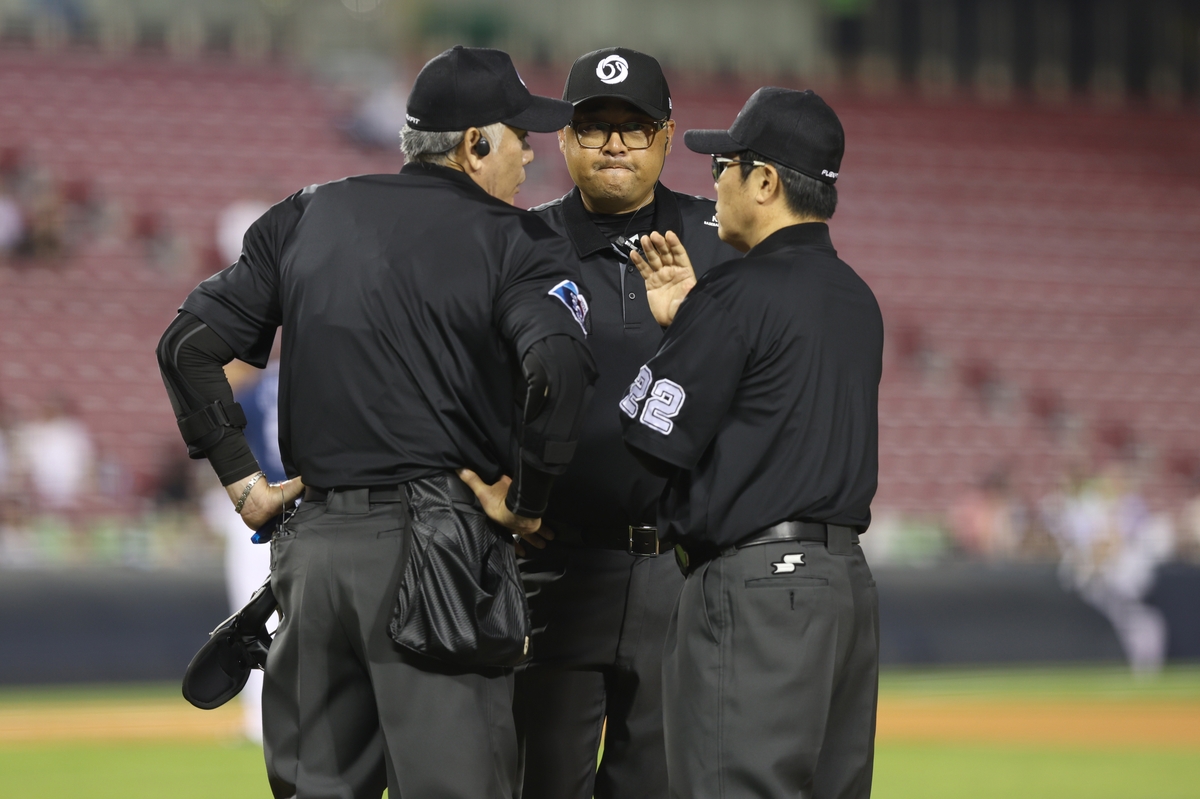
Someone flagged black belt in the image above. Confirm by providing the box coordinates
[551,525,662,556]
[304,485,406,504]
[674,521,859,576]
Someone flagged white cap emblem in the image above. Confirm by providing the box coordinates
[596,55,629,85]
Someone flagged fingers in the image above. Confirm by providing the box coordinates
[630,248,655,281]
[280,477,305,505]
[638,235,663,270]
[508,514,542,535]
[519,532,548,550]
[664,231,693,268]
[641,233,679,271]
[456,468,484,492]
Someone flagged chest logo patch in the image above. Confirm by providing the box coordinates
[704,214,719,227]
[548,279,590,335]
[771,553,805,573]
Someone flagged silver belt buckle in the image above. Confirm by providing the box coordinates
[628,525,660,557]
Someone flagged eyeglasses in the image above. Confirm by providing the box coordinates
[570,120,668,149]
[711,156,768,181]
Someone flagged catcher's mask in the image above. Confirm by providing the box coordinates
[182,579,278,710]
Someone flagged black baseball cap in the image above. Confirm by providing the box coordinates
[405,45,573,133]
[683,87,844,184]
[563,47,672,120]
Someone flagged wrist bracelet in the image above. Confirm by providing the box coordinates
[234,471,266,514]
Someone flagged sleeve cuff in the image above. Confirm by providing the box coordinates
[504,463,555,518]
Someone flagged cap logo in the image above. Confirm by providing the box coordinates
[596,55,629,85]
[406,113,420,125]
[821,169,838,179]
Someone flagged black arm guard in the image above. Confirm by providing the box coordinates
[505,335,597,518]
[157,311,261,484]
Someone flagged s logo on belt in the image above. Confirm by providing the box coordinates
[771,553,805,574]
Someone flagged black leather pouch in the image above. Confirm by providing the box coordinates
[389,473,531,668]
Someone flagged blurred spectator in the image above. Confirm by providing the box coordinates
[216,189,274,268]
[948,468,1026,558]
[0,145,32,191]
[0,147,110,266]
[1178,479,1200,562]
[15,393,94,513]
[59,176,112,247]
[201,358,281,743]
[340,81,408,149]
[0,190,22,258]
[0,398,12,499]
[1043,462,1174,673]
[16,176,67,263]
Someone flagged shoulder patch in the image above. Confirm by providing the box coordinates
[548,279,590,336]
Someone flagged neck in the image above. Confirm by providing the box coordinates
[743,211,824,250]
[580,185,656,216]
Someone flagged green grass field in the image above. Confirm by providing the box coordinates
[1,666,1197,798]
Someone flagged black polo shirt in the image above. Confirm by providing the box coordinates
[531,183,740,542]
[621,223,883,549]
[181,163,589,489]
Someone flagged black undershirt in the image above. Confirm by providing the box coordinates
[586,200,656,250]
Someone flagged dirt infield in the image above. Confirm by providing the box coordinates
[0,700,241,743]
[875,697,1200,748]
[3,694,1197,747]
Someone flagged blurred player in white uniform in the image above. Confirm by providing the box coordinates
[202,200,278,742]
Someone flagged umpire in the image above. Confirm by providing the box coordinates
[514,47,740,799]
[157,46,597,799]
[622,88,883,798]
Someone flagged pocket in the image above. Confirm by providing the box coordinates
[698,560,721,644]
[744,576,829,589]
[390,502,530,668]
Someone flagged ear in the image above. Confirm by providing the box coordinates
[755,164,780,206]
[461,127,487,172]
[663,119,676,156]
[558,127,567,155]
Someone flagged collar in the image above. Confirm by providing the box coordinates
[399,162,491,198]
[746,222,835,259]
[561,182,683,258]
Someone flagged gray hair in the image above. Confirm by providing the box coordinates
[400,122,506,166]
[739,152,837,220]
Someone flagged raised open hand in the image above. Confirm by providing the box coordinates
[630,230,696,327]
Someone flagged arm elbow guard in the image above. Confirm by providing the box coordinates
[157,312,251,462]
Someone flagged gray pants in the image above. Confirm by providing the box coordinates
[515,547,682,799]
[663,538,879,799]
[263,490,518,799]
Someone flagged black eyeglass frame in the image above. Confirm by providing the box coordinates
[711,155,770,182]
[568,119,669,150]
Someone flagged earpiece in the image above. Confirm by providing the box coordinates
[473,138,490,157]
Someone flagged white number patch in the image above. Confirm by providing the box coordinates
[620,365,652,418]
[639,379,686,434]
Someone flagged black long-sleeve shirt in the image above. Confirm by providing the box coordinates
[158,164,597,516]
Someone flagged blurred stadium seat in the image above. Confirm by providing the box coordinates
[1,46,1198,524]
